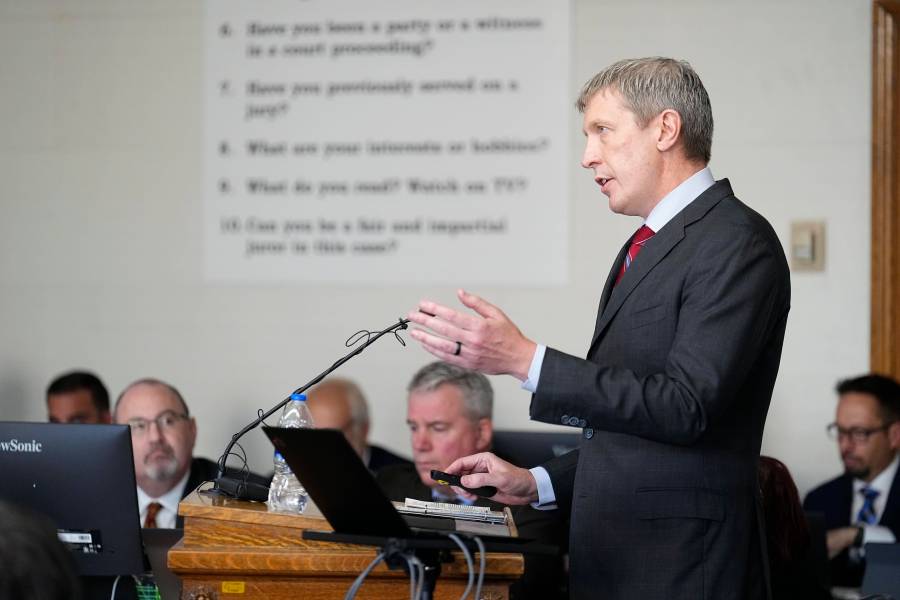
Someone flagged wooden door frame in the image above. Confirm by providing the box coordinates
[872,0,900,378]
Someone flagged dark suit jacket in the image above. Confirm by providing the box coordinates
[367,444,412,473]
[531,179,790,600]
[802,467,900,586]
[376,463,568,600]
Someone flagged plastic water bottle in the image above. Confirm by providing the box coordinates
[267,392,314,513]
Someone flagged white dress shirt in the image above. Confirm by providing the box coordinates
[524,167,716,508]
[136,470,190,529]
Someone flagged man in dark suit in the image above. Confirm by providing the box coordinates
[407,57,790,600]
[376,361,567,600]
[306,377,411,473]
[803,374,900,586]
[114,378,263,528]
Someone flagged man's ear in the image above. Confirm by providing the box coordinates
[888,420,900,451]
[476,418,493,452]
[188,416,198,450]
[656,108,682,153]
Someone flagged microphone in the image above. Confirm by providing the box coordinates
[210,317,411,501]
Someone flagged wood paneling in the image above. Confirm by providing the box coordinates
[170,484,524,599]
[872,0,900,378]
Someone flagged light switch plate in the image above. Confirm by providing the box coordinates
[790,221,825,271]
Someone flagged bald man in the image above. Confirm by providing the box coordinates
[306,378,410,473]
[114,378,265,528]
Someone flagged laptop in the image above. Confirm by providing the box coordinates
[861,543,900,598]
[262,427,551,552]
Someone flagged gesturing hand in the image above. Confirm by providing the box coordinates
[406,289,536,381]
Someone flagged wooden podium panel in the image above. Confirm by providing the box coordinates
[169,483,524,599]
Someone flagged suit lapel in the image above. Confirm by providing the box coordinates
[838,476,853,525]
[588,217,685,355]
[880,465,900,526]
[591,240,630,343]
[587,179,733,357]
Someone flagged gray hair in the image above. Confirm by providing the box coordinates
[407,362,493,421]
[576,57,713,164]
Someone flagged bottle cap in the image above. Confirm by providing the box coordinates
[290,393,307,402]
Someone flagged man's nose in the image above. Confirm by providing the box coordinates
[412,429,431,450]
[581,141,600,170]
[146,419,165,442]
[838,435,854,453]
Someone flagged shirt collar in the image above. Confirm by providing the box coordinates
[644,167,715,233]
[854,454,900,495]
[137,470,191,515]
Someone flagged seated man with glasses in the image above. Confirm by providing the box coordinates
[803,373,900,587]
[114,378,263,529]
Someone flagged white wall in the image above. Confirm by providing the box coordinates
[0,0,870,496]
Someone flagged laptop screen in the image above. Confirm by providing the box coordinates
[263,426,414,538]
[861,543,900,597]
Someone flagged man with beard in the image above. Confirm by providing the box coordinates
[114,378,239,529]
[804,374,900,586]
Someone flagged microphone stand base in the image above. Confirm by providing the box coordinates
[210,476,270,502]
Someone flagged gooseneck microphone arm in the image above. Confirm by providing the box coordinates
[211,317,410,500]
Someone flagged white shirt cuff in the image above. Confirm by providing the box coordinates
[521,344,546,393]
[529,466,557,510]
[863,524,897,545]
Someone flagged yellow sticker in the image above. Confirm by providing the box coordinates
[222,581,246,594]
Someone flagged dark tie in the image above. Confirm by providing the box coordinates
[144,501,163,528]
[615,225,655,286]
[856,487,879,525]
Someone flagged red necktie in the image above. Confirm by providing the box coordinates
[144,501,162,528]
[615,225,655,286]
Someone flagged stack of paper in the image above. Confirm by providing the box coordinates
[395,498,507,524]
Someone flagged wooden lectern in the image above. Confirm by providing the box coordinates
[169,483,524,599]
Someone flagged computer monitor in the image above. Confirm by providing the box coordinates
[0,421,145,576]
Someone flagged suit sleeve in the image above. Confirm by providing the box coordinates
[531,225,790,446]
[539,449,579,514]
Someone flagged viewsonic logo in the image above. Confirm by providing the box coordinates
[0,439,43,453]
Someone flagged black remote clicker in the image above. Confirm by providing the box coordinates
[430,469,497,498]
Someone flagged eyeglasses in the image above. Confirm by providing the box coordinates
[826,422,891,444]
[126,411,189,437]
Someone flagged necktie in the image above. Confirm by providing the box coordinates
[144,501,163,528]
[615,225,655,286]
[856,487,880,525]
